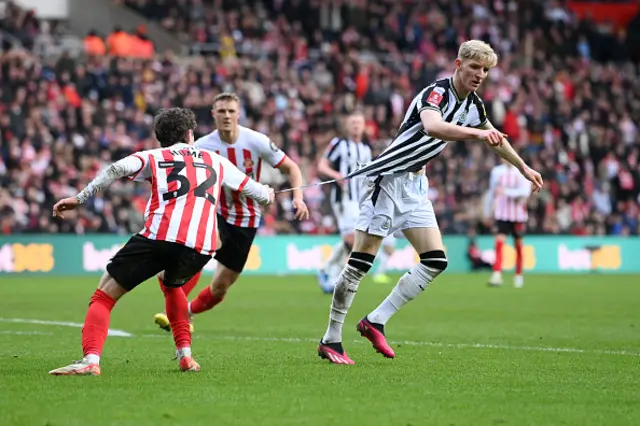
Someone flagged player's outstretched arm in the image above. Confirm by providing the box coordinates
[480,120,544,193]
[276,157,309,220]
[218,156,275,206]
[52,155,144,218]
[420,109,505,146]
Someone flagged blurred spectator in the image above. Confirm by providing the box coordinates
[106,26,131,56]
[1,0,639,236]
[83,30,106,56]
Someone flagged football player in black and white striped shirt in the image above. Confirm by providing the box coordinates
[317,40,544,364]
[316,111,372,293]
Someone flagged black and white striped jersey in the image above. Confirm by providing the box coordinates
[324,137,373,204]
[348,76,488,178]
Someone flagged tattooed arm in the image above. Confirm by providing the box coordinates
[75,156,144,203]
[53,155,145,218]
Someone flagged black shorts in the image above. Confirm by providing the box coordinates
[214,214,257,273]
[496,220,526,239]
[106,234,212,291]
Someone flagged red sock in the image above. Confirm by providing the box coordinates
[161,284,191,351]
[82,289,116,357]
[181,271,201,297]
[190,286,224,314]
[515,239,523,275]
[493,239,503,272]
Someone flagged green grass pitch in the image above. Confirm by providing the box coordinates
[0,273,639,426]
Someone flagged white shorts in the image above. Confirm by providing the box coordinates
[332,200,360,237]
[355,172,438,237]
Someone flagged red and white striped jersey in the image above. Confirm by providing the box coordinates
[195,125,287,228]
[488,164,531,223]
[128,143,269,255]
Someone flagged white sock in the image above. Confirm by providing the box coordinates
[374,250,390,275]
[368,262,441,325]
[322,263,368,343]
[85,354,100,365]
[176,346,192,359]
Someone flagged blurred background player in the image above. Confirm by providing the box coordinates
[316,111,372,293]
[48,108,274,376]
[487,160,532,288]
[154,93,308,331]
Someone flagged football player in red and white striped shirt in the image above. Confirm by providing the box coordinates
[48,108,274,376]
[487,160,532,288]
[153,93,308,333]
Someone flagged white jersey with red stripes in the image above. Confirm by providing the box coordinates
[129,143,256,255]
[195,125,286,228]
[488,163,531,223]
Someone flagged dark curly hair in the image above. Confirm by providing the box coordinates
[153,108,197,147]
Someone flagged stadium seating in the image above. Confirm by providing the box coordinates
[1,0,639,236]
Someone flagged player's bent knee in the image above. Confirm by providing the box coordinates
[97,272,128,301]
[211,266,239,293]
[353,230,383,255]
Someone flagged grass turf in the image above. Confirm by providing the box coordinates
[0,273,638,426]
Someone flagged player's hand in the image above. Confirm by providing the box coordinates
[292,198,309,221]
[52,197,80,219]
[478,129,508,147]
[265,186,275,205]
[520,166,544,194]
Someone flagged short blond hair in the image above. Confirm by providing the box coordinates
[458,40,498,68]
[212,92,240,107]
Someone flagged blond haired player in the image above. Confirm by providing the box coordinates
[316,40,544,364]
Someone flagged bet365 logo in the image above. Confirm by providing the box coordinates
[0,243,55,272]
[558,244,621,271]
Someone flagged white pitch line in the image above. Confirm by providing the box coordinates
[3,317,637,358]
[140,333,640,358]
[0,318,133,337]
[0,330,52,335]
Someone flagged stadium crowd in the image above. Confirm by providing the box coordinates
[1,0,639,236]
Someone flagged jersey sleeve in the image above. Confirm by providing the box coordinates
[417,83,449,116]
[323,137,343,162]
[76,154,146,203]
[469,95,488,128]
[257,135,287,168]
[218,155,270,204]
[127,153,152,182]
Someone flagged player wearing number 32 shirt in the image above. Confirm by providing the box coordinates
[48,108,274,377]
